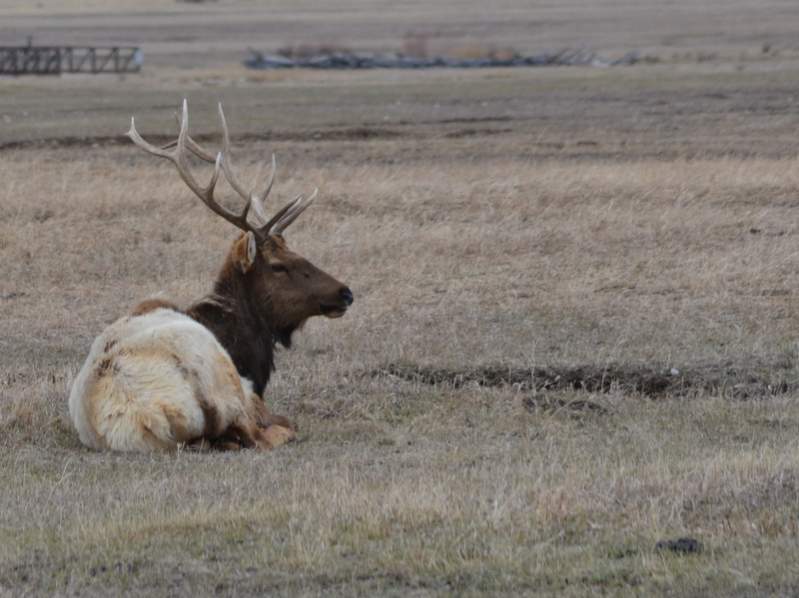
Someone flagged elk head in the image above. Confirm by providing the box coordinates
[126,100,353,334]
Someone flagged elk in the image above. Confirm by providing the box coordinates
[68,100,353,452]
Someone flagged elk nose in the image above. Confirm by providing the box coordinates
[340,287,354,306]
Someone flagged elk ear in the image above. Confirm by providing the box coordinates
[232,232,258,273]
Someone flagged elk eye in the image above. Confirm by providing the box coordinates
[271,264,288,274]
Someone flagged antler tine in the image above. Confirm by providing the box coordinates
[258,193,304,235]
[253,153,277,204]
[127,115,174,160]
[173,100,224,208]
[267,188,318,236]
[217,102,252,202]
[247,153,277,226]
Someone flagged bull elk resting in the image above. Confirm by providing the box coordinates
[68,100,353,452]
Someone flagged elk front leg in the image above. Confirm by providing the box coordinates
[251,395,296,432]
[186,432,247,452]
[203,418,263,451]
[214,415,295,451]
[224,420,295,450]
[246,398,295,448]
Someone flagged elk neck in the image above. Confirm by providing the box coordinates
[186,257,282,398]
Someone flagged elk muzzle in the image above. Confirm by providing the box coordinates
[321,286,353,319]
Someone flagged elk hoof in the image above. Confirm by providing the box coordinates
[215,440,245,452]
[261,424,296,448]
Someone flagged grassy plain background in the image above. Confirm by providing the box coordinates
[3,1,799,595]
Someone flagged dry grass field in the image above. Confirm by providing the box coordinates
[4,1,799,596]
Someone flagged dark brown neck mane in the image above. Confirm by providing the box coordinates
[185,259,292,398]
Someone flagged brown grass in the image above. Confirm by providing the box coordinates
[3,3,799,595]
[4,134,799,594]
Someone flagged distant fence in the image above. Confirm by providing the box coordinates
[0,46,142,75]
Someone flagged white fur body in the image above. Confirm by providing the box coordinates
[69,308,255,452]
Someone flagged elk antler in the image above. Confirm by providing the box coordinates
[127,99,316,242]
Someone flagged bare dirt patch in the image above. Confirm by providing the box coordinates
[374,360,798,399]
